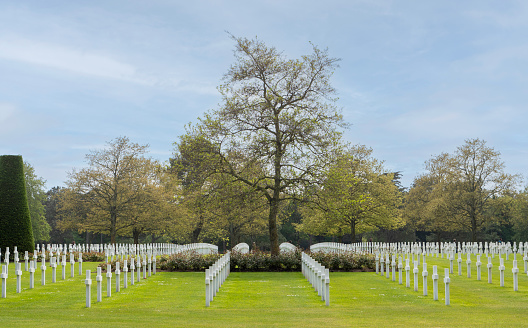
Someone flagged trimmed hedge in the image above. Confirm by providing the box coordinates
[158,252,222,272]
[0,155,35,254]
[95,250,375,272]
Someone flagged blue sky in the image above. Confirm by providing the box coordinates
[1,0,527,190]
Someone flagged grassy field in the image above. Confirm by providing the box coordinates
[1,255,527,327]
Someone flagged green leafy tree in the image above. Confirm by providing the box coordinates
[193,35,346,255]
[23,161,51,243]
[60,137,178,243]
[0,155,34,253]
[300,145,402,242]
[410,138,520,241]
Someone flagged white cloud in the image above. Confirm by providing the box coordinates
[0,37,144,83]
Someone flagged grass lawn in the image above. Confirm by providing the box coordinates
[1,255,527,327]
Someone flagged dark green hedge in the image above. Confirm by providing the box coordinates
[0,155,35,254]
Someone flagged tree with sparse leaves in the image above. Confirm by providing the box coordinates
[60,137,178,244]
[408,138,520,241]
[192,35,346,255]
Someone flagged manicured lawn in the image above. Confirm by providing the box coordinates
[1,255,527,327]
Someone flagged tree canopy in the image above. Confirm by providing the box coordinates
[191,35,346,254]
[59,136,178,243]
[406,138,520,241]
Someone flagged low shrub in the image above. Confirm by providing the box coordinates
[231,249,374,272]
[308,251,375,272]
[158,251,222,272]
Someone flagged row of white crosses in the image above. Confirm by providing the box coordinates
[375,253,452,305]
[1,246,85,298]
[374,240,528,304]
[85,255,155,308]
[205,252,230,307]
[301,252,330,306]
[0,243,186,301]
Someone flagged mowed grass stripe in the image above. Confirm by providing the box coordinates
[1,257,528,327]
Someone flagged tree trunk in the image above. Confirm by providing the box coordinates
[350,220,356,243]
[110,207,117,244]
[268,197,280,255]
[133,228,141,244]
[191,216,204,243]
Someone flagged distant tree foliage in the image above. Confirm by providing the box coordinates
[23,161,51,243]
[406,138,520,242]
[0,155,35,253]
[59,137,179,244]
[299,145,403,242]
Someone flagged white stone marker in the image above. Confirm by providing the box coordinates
[375,254,379,274]
[432,265,439,301]
[457,253,462,276]
[466,253,472,278]
[143,254,147,279]
[96,267,103,302]
[449,252,454,274]
[70,253,75,278]
[79,252,83,276]
[137,257,141,282]
[123,260,128,289]
[85,270,92,308]
[391,255,396,282]
[41,255,47,286]
[523,252,528,274]
[385,254,390,279]
[61,255,66,280]
[380,255,385,276]
[148,255,152,277]
[33,252,38,272]
[512,260,519,292]
[413,261,419,292]
[131,258,135,286]
[15,262,22,293]
[24,251,29,272]
[487,256,493,284]
[422,262,428,296]
[476,255,482,281]
[153,254,156,275]
[398,256,403,285]
[106,264,112,297]
[499,258,505,287]
[1,264,7,298]
[29,261,35,289]
[51,256,57,283]
[325,268,330,306]
[444,268,450,305]
[116,262,121,293]
[405,259,410,288]
[205,268,211,307]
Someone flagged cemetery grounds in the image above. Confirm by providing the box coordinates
[1,255,527,327]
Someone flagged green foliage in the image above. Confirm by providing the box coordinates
[406,138,521,242]
[230,249,374,272]
[24,161,51,243]
[194,35,346,255]
[0,155,35,253]
[300,145,403,242]
[158,252,222,271]
[309,251,375,271]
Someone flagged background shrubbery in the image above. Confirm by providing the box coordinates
[94,250,375,272]
[158,251,222,272]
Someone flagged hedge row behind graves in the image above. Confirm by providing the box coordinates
[157,250,375,272]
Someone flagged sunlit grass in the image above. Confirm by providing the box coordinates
[0,255,527,327]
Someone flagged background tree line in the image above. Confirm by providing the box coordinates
[23,36,527,249]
